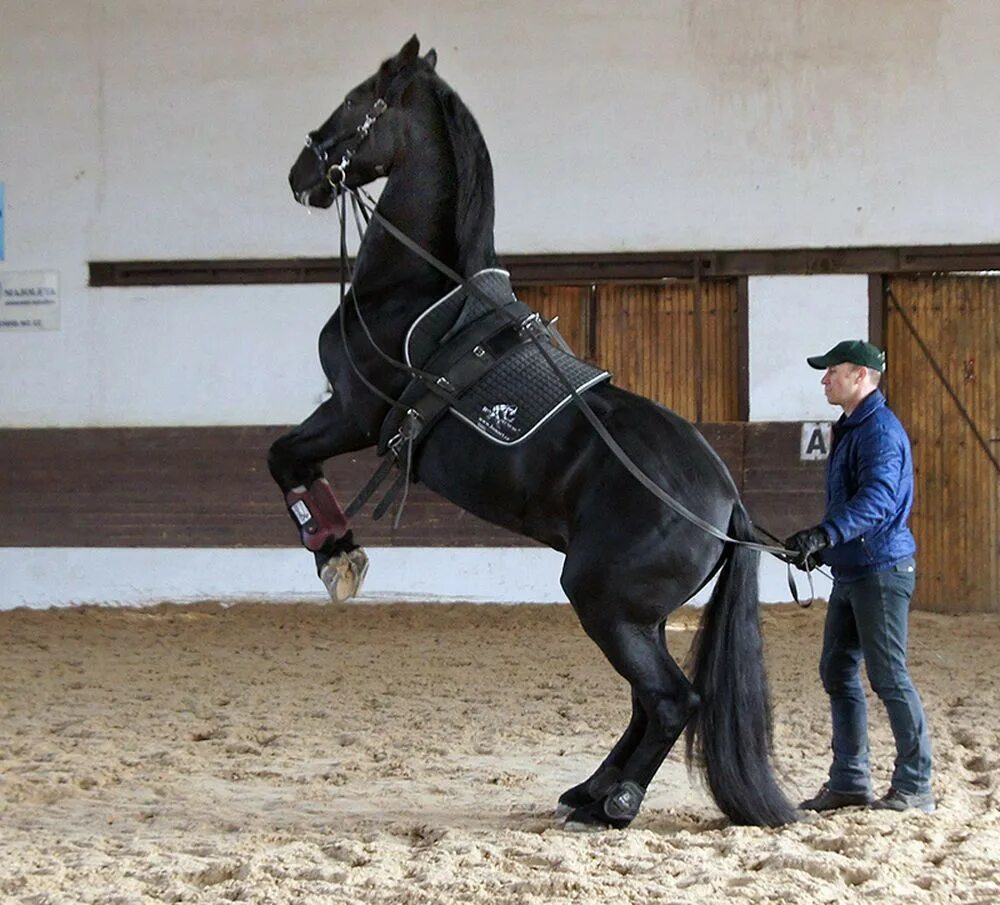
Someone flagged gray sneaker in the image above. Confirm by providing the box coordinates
[870,788,936,814]
[799,784,875,812]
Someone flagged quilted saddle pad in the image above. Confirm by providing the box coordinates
[404,269,610,446]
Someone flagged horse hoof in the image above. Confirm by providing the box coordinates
[320,548,369,602]
[562,815,609,833]
[562,781,645,831]
[562,804,631,832]
[562,800,624,832]
[556,766,622,820]
[555,784,597,820]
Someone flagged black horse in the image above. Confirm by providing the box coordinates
[269,36,796,830]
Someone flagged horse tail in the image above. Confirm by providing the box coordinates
[684,504,798,827]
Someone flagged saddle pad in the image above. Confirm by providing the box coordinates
[404,267,610,447]
[450,331,609,446]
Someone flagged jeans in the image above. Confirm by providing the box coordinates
[820,561,932,795]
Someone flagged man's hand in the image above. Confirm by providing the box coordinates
[783,526,830,571]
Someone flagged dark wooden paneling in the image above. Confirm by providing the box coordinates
[741,423,827,539]
[0,427,532,549]
[0,424,825,549]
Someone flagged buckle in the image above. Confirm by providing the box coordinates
[403,408,422,434]
[385,409,423,460]
[517,312,548,341]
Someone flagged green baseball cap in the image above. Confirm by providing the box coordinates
[807,339,886,373]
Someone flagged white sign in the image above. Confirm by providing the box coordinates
[0,271,60,331]
[800,422,832,460]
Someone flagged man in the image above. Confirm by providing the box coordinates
[786,339,934,814]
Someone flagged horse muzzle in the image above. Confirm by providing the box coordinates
[292,184,335,209]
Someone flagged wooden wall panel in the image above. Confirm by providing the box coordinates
[741,423,827,538]
[0,424,824,550]
[886,275,1000,613]
[699,279,742,421]
[0,428,533,549]
[593,280,740,422]
[596,283,697,418]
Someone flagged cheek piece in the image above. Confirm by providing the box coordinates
[284,478,350,552]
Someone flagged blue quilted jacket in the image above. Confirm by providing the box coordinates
[818,390,917,581]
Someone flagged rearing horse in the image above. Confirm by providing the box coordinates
[269,36,796,830]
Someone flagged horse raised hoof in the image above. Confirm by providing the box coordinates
[562,780,645,832]
[320,547,369,602]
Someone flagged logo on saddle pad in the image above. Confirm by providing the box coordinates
[478,402,521,441]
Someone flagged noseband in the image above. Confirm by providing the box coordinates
[304,98,388,188]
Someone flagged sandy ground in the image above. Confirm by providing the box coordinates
[0,600,997,905]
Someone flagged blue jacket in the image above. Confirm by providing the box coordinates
[819,390,917,581]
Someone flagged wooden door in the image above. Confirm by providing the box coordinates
[594,280,742,421]
[885,275,1000,613]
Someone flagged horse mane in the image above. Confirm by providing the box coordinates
[430,77,498,276]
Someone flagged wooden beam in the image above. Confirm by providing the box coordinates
[88,244,1000,287]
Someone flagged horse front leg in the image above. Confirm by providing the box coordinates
[267,397,375,601]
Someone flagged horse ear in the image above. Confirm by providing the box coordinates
[398,34,420,65]
[424,48,437,70]
[378,36,421,96]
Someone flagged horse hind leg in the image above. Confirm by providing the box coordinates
[562,614,699,830]
[267,398,370,601]
[555,688,646,818]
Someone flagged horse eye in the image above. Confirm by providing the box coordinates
[344,98,355,110]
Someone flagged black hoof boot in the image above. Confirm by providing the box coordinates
[555,766,622,818]
[564,780,645,831]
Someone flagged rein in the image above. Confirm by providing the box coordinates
[303,95,822,602]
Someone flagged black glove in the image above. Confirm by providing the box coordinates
[783,526,830,571]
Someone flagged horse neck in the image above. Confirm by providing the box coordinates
[352,85,497,296]
[350,176,452,303]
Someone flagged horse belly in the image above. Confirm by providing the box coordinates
[414,415,575,550]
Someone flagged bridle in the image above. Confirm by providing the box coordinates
[296,90,823,602]
[302,97,388,190]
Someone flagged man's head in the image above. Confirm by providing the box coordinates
[807,340,885,414]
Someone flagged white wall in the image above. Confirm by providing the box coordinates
[0,546,826,609]
[749,275,870,421]
[9,1,1000,264]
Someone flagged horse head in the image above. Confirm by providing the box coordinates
[289,35,439,208]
